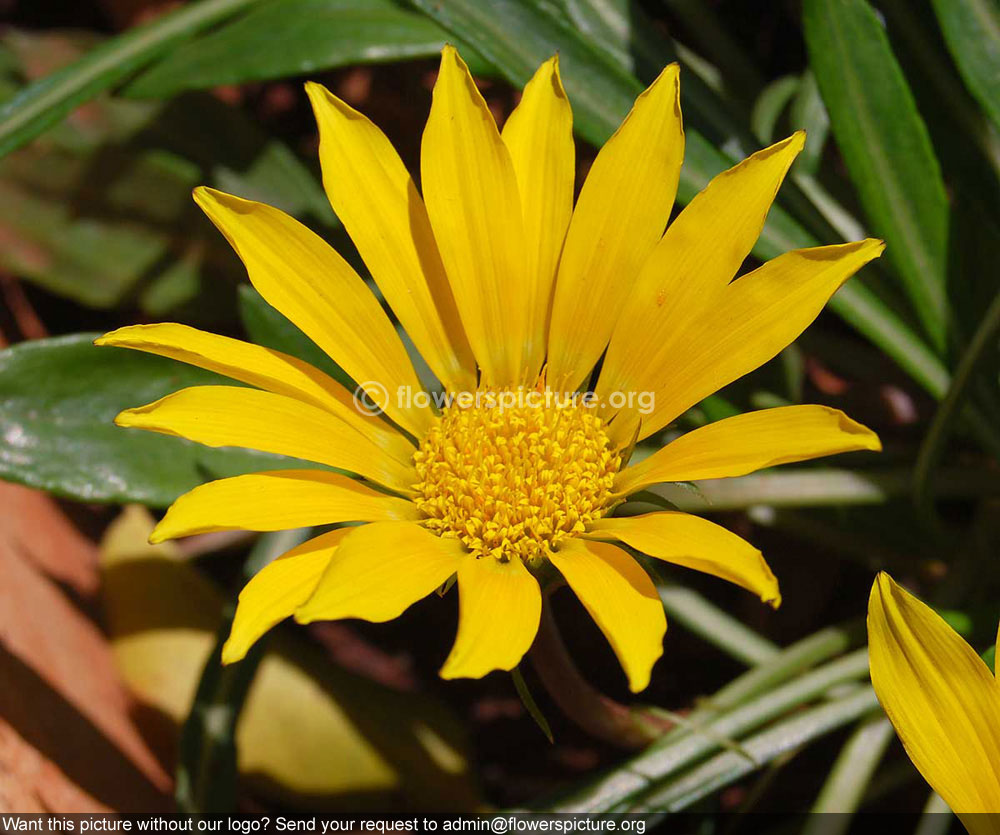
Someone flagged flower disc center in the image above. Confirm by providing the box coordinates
[413,391,621,565]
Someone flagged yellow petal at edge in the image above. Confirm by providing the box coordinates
[96,322,410,459]
[421,45,528,387]
[550,538,665,692]
[440,556,542,680]
[223,528,350,664]
[546,64,683,392]
[500,55,574,382]
[115,386,417,494]
[194,187,430,438]
[295,522,468,625]
[868,573,1000,826]
[305,82,476,393]
[635,238,885,438]
[587,512,780,608]
[151,470,420,543]
[598,132,805,410]
[616,405,881,495]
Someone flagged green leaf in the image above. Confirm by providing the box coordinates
[0,29,333,311]
[407,0,952,404]
[803,0,950,352]
[656,583,779,667]
[931,0,1000,132]
[648,466,1000,512]
[0,0,256,159]
[789,71,831,176]
[751,75,800,144]
[0,334,324,507]
[630,687,880,812]
[544,646,870,812]
[127,0,491,99]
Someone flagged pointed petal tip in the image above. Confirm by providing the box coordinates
[626,645,662,693]
[219,639,244,666]
[305,80,365,126]
[147,524,169,546]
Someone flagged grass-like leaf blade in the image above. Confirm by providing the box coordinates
[0,0,256,158]
[803,0,950,353]
[127,0,492,99]
[931,0,1000,132]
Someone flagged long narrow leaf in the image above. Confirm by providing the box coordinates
[127,0,491,98]
[805,715,895,822]
[629,688,880,812]
[630,466,1000,512]
[931,0,1000,132]
[544,648,871,812]
[0,0,256,157]
[804,0,950,351]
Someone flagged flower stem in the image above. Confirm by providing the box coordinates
[528,596,669,749]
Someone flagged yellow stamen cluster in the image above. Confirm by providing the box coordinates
[414,392,621,566]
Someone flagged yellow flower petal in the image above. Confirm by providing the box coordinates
[550,538,665,692]
[295,521,467,624]
[305,82,476,393]
[500,55,574,382]
[422,45,528,387]
[151,469,419,543]
[868,573,1000,826]
[223,528,350,664]
[115,386,417,494]
[587,512,780,608]
[546,64,683,392]
[193,186,430,438]
[597,133,805,410]
[631,238,885,438]
[616,405,881,495]
[96,322,403,454]
[439,556,541,680]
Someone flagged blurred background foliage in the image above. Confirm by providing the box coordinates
[0,0,997,826]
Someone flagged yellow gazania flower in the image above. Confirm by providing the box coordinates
[868,573,1000,833]
[98,47,883,692]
